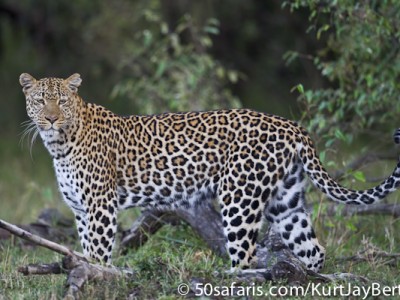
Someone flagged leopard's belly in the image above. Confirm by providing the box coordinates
[116,181,218,210]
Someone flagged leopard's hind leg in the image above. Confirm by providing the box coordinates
[265,162,326,272]
[217,181,264,270]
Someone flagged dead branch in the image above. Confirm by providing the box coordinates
[318,203,400,218]
[339,251,400,265]
[0,218,135,300]
[120,204,309,285]
[307,271,370,284]
[0,218,85,259]
[120,202,227,257]
[337,237,400,267]
[217,229,309,285]
[174,203,227,256]
[18,262,63,275]
[120,210,178,252]
[63,255,135,299]
[0,208,76,246]
[331,152,397,180]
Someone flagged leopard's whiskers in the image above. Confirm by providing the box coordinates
[20,120,40,157]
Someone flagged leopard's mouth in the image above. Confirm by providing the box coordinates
[41,128,58,137]
[38,121,64,132]
[39,126,65,140]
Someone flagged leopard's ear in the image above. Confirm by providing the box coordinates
[19,73,37,93]
[65,73,82,93]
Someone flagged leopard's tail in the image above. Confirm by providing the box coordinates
[298,128,400,205]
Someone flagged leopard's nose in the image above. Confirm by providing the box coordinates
[45,115,59,124]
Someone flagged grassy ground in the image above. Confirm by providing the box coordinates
[1,136,400,299]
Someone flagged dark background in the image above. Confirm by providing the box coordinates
[0,0,324,134]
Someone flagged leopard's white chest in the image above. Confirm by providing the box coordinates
[40,130,87,214]
[53,159,86,214]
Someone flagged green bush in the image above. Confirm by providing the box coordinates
[284,0,400,147]
[111,8,241,114]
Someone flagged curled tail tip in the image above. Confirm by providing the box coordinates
[394,128,400,145]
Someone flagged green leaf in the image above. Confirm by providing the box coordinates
[283,51,299,65]
[352,171,366,183]
[326,220,335,228]
[290,84,304,94]
[317,24,330,40]
[203,25,219,35]
[334,129,346,141]
[227,71,238,83]
[160,22,169,35]
[345,221,357,232]
[297,84,304,94]
[142,30,153,47]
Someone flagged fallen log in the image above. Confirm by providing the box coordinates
[0,218,135,299]
[120,202,226,257]
[18,262,63,275]
[120,203,310,285]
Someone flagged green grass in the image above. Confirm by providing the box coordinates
[0,246,66,299]
[1,135,400,299]
[2,217,400,299]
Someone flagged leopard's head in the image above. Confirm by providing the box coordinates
[19,73,82,135]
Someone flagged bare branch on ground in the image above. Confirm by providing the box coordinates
[120,202,226,257]
[337,237,400,266]
[316,203,400,218]
[0,218,85,259]
[0,218,135,300]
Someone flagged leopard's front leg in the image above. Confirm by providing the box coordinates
[74,210,90,256]
[72,190,118,264]
[86,195,118,263]
[71,153,119,264]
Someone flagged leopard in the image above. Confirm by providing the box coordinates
[19,73,400,272]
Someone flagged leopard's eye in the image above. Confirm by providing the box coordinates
[35,98,45,105]
[59,99,68,105]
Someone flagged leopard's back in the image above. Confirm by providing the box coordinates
[115,109,300,210]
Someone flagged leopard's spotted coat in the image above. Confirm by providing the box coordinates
[20,73,400,272]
